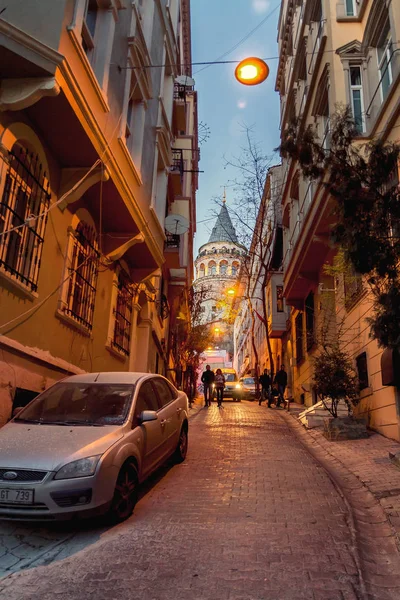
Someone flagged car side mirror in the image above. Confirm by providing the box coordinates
[12,407,24,418]
[139,410,158,423]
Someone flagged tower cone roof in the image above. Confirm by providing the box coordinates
[208,195,238,244]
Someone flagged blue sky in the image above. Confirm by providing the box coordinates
[191,0,281,253]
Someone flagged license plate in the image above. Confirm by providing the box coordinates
[0,488,34,504]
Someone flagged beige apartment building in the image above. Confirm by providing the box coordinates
[0,0,198,423]
[276,0,400,440]
[233,165,288,383]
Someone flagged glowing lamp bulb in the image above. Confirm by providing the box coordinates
[234,57,269,86]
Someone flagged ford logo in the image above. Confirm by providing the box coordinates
[2,472,18,481]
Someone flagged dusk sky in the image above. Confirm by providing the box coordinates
[191,0,282,253]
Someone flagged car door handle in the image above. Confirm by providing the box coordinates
[160,419,167,426]
[176,408,182,414]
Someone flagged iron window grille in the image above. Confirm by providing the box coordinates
[158,293,170,321]
[0,144,50,292]
[112,272,133,356]
[63,222,100,331]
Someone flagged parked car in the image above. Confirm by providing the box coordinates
[0,372,189,522]
[237,376,257,400]
[211,368,241,401]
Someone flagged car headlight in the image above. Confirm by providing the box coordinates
[54,455,101,480]
[235,384,242,389]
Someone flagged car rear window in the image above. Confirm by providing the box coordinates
[224,373,237,382]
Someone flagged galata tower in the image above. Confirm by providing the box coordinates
[194,194,246,357]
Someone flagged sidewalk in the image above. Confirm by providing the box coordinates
[284,403,400,550]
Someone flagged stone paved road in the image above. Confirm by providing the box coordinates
[0,403,370,599]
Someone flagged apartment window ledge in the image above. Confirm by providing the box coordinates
[56,308,92,338]
[67,27,110,113]
[345,287,367,313]
[0,268,39,301]
[106,341,128,361]
[117,137,143,186]
[336,16,361,23]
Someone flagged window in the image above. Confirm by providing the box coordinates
[112,272,133,356]
[81,0,98,57]
[0,143,50,292]
[345,0,356,17]
[356,352,369,391]
[220,261,228,275]
[349,66,365,133]
[231,262,239,276]
[62,221,100,330]
[152,378,174,408]
[305,292,315,350]
[134,381,159,426]
[377,23,393,101]
[295,312,304,364]
[276,286,284,312]
[209,261,216,275]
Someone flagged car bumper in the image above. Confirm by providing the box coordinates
[0,466,118,521]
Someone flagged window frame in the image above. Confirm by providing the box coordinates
[112,271,133,356]
[345,0,356,17]
[59,221,100,332]
[349,65,366,133]
[377,28,393,102]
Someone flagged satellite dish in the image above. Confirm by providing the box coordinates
[165,214,189,235]
[175,75,195,86]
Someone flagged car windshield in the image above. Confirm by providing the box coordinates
[224,374,237,382]
[14,382,135,426]
[243,378,255,385]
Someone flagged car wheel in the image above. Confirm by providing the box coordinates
[109,461,139,523]
[174,425,188,463]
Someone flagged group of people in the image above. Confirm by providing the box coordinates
[200,364,288,409]
[259,366,288,408]
[201,365,225,408]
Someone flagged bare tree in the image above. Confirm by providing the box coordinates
[220,126,279,385]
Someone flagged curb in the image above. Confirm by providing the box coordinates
[278,411,400,600]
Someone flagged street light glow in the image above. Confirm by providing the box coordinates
[227,288,236,296]
[235,57,269,86]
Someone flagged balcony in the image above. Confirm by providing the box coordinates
[168,149,184,197]
[173,83,190,134]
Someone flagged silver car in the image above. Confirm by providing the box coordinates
[0,372,189,522]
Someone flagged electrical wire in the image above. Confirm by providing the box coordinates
[0,253,95,333]
[193,3,281,76]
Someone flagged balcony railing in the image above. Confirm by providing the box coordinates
[171,149,184,176]
[173,83,193,101]
[165,232,180,249]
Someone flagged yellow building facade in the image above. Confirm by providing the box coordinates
[276,0,400,440]
[0,0,198,424]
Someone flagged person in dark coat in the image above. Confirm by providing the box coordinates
[201,365,215,407]
[258,369,271,406]
[274,365,288,408]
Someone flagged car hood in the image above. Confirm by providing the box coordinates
[0,423,124,472]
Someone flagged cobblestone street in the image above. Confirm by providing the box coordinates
[0,402,400,599]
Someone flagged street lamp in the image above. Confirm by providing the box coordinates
[226,288,236,296]
[234,57,269,86]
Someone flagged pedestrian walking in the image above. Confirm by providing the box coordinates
[258,369,271,406]
[201,365,215,407]
[274,365,288,408]
[214,368,225,408]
